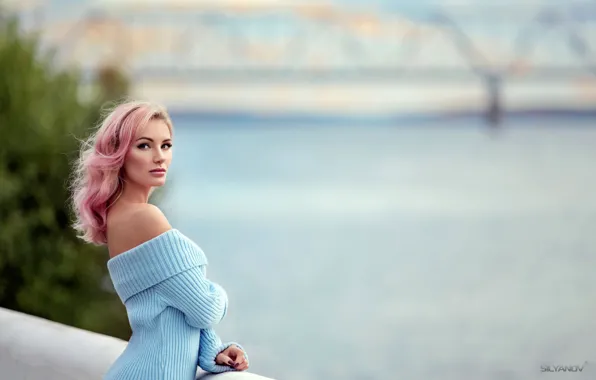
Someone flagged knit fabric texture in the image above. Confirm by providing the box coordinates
[103,229,245,380]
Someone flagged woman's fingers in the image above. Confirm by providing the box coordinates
[229,346,249,371]
[215,352,234,367]
[235,357,249,371]
[234,355,245,367]
[236,363,249,371]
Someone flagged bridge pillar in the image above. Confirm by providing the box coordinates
[486,73,503,127]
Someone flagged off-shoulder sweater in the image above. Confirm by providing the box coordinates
[103,228,246,380]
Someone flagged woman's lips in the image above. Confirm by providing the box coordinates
[150,169,166,176]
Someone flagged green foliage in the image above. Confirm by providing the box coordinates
[0,15,131,339]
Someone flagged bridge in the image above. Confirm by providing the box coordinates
[12,0,596,123]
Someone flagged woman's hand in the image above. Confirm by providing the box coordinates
[215,344,249,371]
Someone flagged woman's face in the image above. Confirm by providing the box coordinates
[122,118,173,188]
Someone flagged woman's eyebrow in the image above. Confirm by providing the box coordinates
[136,137,172,142]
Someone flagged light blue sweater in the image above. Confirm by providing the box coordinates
[103,228,246,380]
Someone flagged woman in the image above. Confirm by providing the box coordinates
[69,100,249,379]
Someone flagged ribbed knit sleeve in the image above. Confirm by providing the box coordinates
[155,267,229,329]
[107,228,228,328]
[198,328,247,373]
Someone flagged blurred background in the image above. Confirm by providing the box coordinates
[1,0,595,379]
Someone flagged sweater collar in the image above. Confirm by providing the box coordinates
[106,229,208,303]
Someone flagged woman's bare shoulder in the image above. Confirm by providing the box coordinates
[107,203,172,258]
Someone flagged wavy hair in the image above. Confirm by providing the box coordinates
[69,100,173,246]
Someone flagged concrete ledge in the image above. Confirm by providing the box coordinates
[0,307,273,380]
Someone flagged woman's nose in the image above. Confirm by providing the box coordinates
[153,150,165,163]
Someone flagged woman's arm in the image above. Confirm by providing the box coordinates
[124,206,228,328]
[198,328,247,373]
[156,266,228,329]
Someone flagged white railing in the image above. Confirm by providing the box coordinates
[0,307,273,380]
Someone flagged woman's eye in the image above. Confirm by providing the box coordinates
[137,142,172,149]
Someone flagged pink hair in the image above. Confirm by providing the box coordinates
[69,100,173,246]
